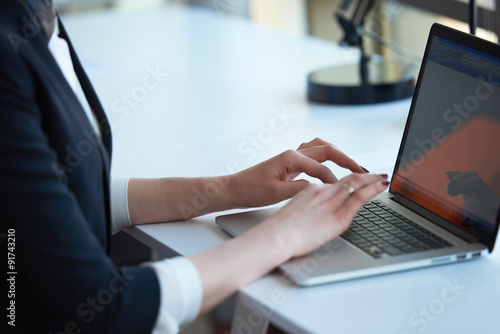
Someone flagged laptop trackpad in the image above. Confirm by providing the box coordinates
[216,207,282,237]
[217,208,380,285]
[281,238,374,278]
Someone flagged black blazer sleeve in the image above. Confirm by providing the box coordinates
[0,3,160,333]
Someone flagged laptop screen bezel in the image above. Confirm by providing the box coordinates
[389,23,500,252]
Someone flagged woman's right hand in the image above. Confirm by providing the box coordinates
[258,173,389,260]
[189,173,388,315]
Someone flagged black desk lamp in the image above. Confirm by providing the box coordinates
[469,0,477,35]
[307,0,480,105]
[307,0,418,105]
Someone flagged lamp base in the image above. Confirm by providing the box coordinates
[307,59,416,105]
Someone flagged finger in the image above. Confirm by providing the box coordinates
[340,173,388,191]
[448,171,477,184]
[284,150,338,184]
[276,179,313,201]
[324,173,387,210]
[449,173,486,196]
[335,179,389,219]
[447,171,477,195]
[297,137,337,150]
[445,171,462,180]
[298,145,367,173]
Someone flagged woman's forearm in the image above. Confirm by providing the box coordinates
[127,175,291,315]
[127,140,369,226]
[189,173,388,315]
[127,176,235,225]
[188,220,291,315]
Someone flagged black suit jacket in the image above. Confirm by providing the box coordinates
[0,1,160,332]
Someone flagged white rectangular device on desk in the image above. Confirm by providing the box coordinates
[217,23,500,286]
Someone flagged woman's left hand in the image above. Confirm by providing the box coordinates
[228,138,369,208]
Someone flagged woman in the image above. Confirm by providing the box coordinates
[0,1,389,333]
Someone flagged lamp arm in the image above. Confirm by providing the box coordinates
[469,0,477,35]
[358,27,421,63]
[335,0,374,47]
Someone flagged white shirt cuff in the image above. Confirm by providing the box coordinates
[148,257,203,333]
[111,175,132,234]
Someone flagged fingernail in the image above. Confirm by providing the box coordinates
[360,166,369,173]
[382,181,390,187]
[380,173,388,179]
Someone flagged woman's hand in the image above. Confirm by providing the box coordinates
[229,138,369,209]
[256,172,389,259]
[189,172,388,315]
[128,138,370,224]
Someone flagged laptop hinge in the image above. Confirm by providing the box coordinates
[391,194,479,243]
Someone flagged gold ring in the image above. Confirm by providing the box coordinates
[342,182,355,195]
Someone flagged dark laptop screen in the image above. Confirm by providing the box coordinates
[391,27,500,246]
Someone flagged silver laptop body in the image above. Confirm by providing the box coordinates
[216,24,500,286]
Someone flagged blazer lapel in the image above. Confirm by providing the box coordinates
[57,19,113,156]
[57,19,114,249]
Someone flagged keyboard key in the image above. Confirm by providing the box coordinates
[341,201,452,258]
[384,246,404,256]
[366,246,383,258]
[341,230,357,239]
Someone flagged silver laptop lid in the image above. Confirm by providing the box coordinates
[390,24,500,252]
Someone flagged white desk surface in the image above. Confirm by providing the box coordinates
[63,5,500,334]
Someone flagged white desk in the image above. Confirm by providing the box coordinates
[63,5,500,334]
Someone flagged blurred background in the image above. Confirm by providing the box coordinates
[59,1,498,333]
[57,0,498,64]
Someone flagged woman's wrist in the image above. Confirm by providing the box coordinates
[210,174,240,210]
[221,173,248,209]
[250,216,296,264]
[188,214,292,314]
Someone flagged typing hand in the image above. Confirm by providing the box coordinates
[229,138,369,208]
[257,173,389,258]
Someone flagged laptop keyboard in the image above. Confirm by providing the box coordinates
[341,200,452,258]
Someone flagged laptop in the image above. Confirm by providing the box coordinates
[216,23,500,286]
